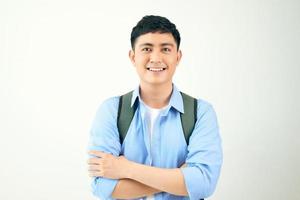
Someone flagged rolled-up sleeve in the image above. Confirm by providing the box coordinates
[181,100,223,200]
[88,97,121,200]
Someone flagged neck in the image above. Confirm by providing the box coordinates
[139,82,173,109]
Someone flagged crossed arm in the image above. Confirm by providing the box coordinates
[88,151,188,199]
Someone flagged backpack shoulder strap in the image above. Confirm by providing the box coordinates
[180,92,198,145]
[117,91,197,145]
[117,91,137,144]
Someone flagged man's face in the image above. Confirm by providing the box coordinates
[129,32,182,87]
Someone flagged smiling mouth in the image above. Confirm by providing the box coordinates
[146,67,166,72]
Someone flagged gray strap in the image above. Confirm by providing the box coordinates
[117,91,136,144]
[180,92,197,145]
[117,91,197,145]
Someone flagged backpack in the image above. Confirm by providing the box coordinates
[117,91,198,145]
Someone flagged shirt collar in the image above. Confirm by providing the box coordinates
[169,84,184,113]
[131,86,140,107]
[130,84,184,114]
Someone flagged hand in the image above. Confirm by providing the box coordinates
[88,151,132,179]
[180,163,187,168]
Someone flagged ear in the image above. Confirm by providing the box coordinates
[129,49,135,65]
[176,50,182,65]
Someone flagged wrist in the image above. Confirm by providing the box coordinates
[126,160,137,179]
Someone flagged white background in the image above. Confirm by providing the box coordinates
[1,0,299,199]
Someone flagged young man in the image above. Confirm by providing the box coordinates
[88,15,222,200]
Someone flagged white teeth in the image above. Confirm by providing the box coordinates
[149,68,164,72]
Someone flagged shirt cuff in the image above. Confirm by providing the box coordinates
[92,177,118,200]
[181,166,207,200]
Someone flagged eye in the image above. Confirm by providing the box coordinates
[162,48,171,52]
[142,47,152,52]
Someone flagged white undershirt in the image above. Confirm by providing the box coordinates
[146,106,161,141]
[144,104,166,200]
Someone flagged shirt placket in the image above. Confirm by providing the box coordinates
[140,105,152,166]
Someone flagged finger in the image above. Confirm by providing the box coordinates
[89,171,103,177]
[89,150,107,158]
[180,163,187,168]
[88,165,101,172]
[87,157,101,164]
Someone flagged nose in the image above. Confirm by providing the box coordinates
[150,50,163,63]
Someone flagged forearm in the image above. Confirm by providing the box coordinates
[128,162,188,196]
[112,178,160,199]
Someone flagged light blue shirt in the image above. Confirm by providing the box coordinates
[88,85,223,200]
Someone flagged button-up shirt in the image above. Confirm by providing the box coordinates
[88,85,223,200]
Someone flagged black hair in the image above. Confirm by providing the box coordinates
[130,15,181,50]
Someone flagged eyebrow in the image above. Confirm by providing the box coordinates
[161,43,175,47]
[138,43,175,48]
